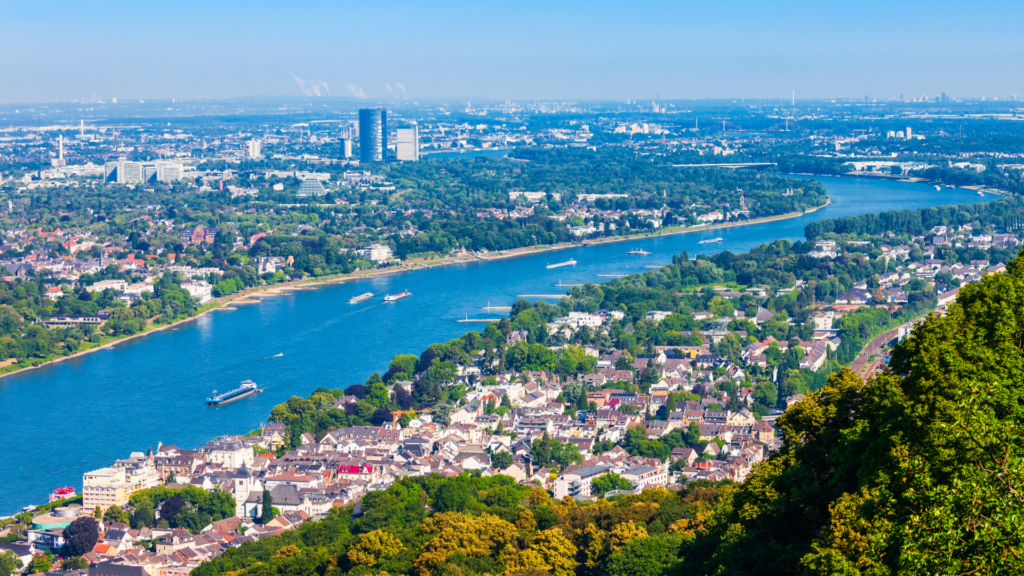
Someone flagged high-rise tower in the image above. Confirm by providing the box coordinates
[359,108,388,163]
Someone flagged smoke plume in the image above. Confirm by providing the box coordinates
[396,83,408,100]
[288,72,330,97]
[345,84,367,99]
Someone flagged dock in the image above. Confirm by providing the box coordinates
[458,318,503,323]
[483,306,511,310]
[597,274,629,278]
[517,294,567,298]
[556,283,583,287]
[643,266,662,269]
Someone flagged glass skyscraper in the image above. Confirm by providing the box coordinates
[358,108,387,163]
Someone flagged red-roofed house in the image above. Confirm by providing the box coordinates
[336,463,377,482]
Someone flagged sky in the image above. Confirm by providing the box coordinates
[1,0,1022,104]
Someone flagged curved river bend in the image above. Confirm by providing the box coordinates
[0,177,989,514]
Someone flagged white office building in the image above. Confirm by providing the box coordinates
[362,244,393,263]
[105,161,183,184]
[248,139,262,158]
[396,124,420,161]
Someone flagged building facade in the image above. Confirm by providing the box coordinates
[82,467,129,510]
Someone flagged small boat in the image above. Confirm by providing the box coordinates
[349,292,374,304]
[546,259,577,269]
[935,185,941,190]
[628,248,651,256]
[699,237,724,244]
[978,190,985,196]
[207,380,261,406]
[384,291,412,302]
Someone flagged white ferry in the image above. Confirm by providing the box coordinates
[546,259,577,269]
[384,291,412,302]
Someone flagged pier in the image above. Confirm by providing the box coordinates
[457,318,503,323]
[597,274,629,278]
[517,294,567,298]
[482,306,511,310]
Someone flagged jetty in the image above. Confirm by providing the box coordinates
[597,274,629,278]
[517,294,567,298]
[458,318,503,323]
[483,306,512,310]
[556,283,583,287]
[644,266,662,269]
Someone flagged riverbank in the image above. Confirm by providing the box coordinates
[0,200,832,382]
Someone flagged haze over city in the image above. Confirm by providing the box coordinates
[2,0,1024,103]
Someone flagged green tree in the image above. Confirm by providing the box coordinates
[432,478,474,513]
[62,516,100,557]
[29,555,52,574]
[0,552,23,576]
[261,489,275,524]
[199,491,236,521]
[603,533,684,576]
[591,473,634,498]
[365,381,390,408]
[347,529,406,567]
[428,360,457,384]
[103,505,130,525]
[131,498,155,529]
[492,451,513,470]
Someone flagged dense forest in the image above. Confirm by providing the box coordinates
[804,195,1024,240]
[193,475,728,576]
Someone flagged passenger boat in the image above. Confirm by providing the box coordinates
[384,291,412,302]
[698,237,724,244]
[628,248,651,255]
[49,486,76,502]
[207,380,261,406]
[546,259,577,269]
[349,292,374,304]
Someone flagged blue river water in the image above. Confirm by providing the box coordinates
[0,176,990,514]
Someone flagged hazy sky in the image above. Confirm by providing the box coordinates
[2,0,1022,104]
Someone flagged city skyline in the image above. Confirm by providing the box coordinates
[2,0,1023,104]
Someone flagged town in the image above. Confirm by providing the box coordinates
[1,200,1019,576]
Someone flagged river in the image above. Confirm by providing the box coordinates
[0,177,990,514]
